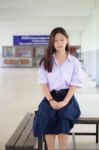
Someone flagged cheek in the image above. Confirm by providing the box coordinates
[64,41,68,46]
[66,39,68,45]
[54,43,57,48]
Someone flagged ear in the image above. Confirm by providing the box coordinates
[66,38,69,44]
[67,37,69,41]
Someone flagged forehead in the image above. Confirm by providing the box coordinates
[54,33,66,39]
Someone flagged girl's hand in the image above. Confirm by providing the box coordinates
[58,101,68,109]
[49,100,59,110]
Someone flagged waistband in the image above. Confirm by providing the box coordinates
[51,89,69,95]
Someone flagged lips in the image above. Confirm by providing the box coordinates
[58,46,63,48]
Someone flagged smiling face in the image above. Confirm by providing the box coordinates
[53,33,68,52]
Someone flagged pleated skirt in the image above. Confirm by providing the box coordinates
[33,89,81,137]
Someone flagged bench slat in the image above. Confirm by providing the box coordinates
[77,117,99,124]
[15,114,34,147]
[24,131,38,147]
[6,112,32,149]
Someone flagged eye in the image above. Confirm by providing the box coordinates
[60,38,65,42]
[54,39,58,42]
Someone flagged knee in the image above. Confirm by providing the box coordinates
[58,110,66,119]
[38,101,56,119]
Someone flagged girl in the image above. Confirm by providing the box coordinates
[33,27,83,150]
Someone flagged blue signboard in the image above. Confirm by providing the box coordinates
[13,35,49,46]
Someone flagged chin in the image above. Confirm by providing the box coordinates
[57,48,65,51]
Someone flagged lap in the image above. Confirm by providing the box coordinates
[38,96,81,121]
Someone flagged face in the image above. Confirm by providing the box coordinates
[53,33,68,52]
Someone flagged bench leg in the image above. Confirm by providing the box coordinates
[96,124,99,143]
[72,133,76,150]
[38,137,43,150]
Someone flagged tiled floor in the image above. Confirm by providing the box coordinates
[0,68,99,150]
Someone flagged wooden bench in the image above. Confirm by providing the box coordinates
[5,112,76,150]
[5,112,99,150]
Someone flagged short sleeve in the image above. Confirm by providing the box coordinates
[70,60,83,88]
[37,64,48,84]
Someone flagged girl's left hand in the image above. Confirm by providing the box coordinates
[58,101,68,109]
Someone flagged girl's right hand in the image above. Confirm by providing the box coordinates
[49,100,59,110]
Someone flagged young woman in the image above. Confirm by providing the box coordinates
[33,27,83,150]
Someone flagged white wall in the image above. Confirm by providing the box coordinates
[96,0,99,86]
[81,7,96,80]
[68,30,81,46]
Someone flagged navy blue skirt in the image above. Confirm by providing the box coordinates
[33,89,81,137]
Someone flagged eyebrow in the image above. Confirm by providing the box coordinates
[55,36,65,39]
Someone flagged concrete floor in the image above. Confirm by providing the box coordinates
[0,68,99,150]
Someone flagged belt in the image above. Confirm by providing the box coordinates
[51,89,69,94]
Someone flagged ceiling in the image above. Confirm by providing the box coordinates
[0,0,95,32]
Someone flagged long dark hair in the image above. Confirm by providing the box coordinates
[40,27,70,72]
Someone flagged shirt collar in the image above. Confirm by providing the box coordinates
[53,54,58,65]
[68,53,72,62]
[53,52,72,65]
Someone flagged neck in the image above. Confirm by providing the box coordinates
[54,51,68,65]
[55,51,68,58]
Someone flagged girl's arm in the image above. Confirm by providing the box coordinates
[64,86,77,104]
[58,86,77,109]
[41,84,53,101]
[40,84,59,110]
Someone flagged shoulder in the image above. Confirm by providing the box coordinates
[69,54,80,65]
[38,61,46,75]
[39,61,44,69]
